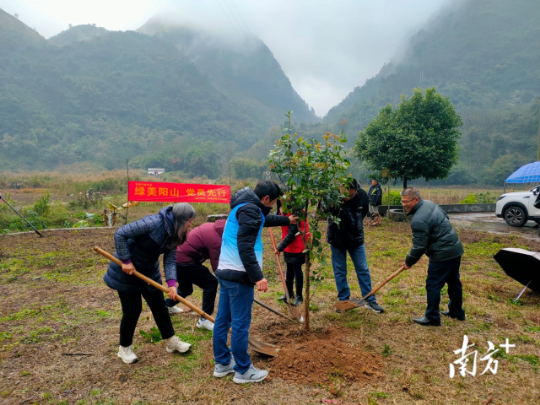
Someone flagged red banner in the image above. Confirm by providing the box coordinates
[128,181,230,204]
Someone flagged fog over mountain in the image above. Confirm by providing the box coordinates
[0,0,451,115]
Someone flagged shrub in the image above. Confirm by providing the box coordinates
[476,192,497,203]
[460,194,477,204]
[459,192,496,204]
[382,190,402,205]
[33,193,50,216]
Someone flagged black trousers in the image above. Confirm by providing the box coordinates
[117,289,174,347]
[165,263,218,316]
[425,256,464,322]
[286,262,304,297]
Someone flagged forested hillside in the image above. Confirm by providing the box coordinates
[138,18,318,125]
[0,10,316,174]
[325,0,540,185]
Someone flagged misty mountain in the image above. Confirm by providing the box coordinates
[49,24,108,47]
[137,17,318,124]
[325,0,540,184]
[0,9,316,173]
[0,7,45,47]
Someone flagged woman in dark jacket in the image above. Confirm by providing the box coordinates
[104,203,196,364]
[275,200,309,306]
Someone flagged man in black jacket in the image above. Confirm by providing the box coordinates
[368,179,383,216]
[325,178,384,313]
[401,187,465,326]
[213,181,296,383]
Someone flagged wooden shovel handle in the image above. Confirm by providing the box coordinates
[364,265,406,301]
[92,246,215,323]
[268,229,292,303]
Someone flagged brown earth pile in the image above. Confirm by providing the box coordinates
[270,328,383,385]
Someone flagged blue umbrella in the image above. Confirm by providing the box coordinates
[506,162,540,183]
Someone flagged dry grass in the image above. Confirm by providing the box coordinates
[0,172,252,213]
[1,170,524,207]
[0,217,539,404]
[381,186,505,205]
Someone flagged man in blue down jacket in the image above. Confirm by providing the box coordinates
[400,187,465,326]
[212,181,297,384]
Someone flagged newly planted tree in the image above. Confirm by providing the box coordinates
[269,112,350,330]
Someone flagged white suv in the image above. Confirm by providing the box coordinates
[496,185,540,227]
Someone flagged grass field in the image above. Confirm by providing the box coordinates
[0,212,539,404]
[0,170,514,205]
[0,169,515,235]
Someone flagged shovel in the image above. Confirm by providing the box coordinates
[253,298,301,324]
[93,246,279,357]
[267,229,304,322]
[334,266,406,312]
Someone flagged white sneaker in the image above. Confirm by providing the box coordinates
[214,359,236,377]
[117,346,138,364]
[168,305,183,314]
[165,336,191,353]
[196,318,214,331]
[233,365,268,384]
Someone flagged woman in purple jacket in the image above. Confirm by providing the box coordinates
[165,219,226,331]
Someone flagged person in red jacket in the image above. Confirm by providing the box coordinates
[275,201,310,306]
[165,219,226,331]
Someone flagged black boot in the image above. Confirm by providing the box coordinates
[278,279,294,303]
[295,279,304,306]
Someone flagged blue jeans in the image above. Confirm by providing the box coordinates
[425,256,464,322]
[213,278,254,373]
[330,244,376,302]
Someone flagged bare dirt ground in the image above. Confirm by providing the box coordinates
[0,220,539,404]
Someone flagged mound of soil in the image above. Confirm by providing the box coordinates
[270,328,383,385]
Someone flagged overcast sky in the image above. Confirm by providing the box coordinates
[1,0,451,116]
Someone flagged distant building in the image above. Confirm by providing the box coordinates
[148,168,165,177]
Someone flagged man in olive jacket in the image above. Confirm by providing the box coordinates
[401,188,465,326]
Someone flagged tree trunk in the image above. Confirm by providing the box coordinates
[403,176,408,189]
[304,253,311,332]
[303,200,311,332]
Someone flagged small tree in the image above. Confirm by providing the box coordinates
[355,87,463,188]
[269,112,349,331]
